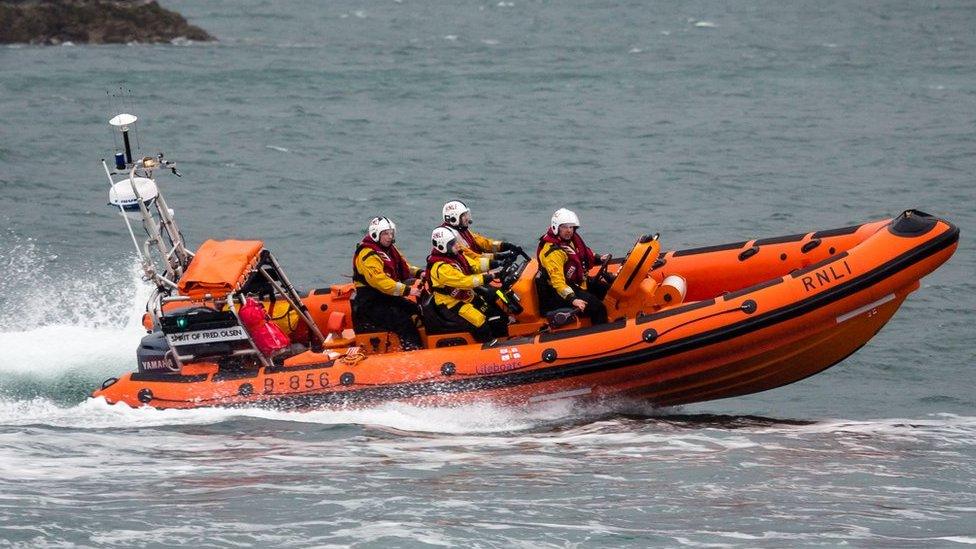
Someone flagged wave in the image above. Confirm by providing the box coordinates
[0,236,151,402]
[0,397,578,433]
[4,392,976,443]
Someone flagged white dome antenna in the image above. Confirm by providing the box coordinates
[108,113,138,168]
[108,176,158,219]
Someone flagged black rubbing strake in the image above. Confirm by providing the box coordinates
[754,233,808,246]
[812,225,862,239]
[724,278,784,301]
[636,299,717,324]
[672,241,749,257]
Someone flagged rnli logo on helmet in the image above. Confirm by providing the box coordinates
[446,203,461,214]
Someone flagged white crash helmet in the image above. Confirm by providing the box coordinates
[442,200,470,227]
[550,208,580,234]
[431,226,458,254]
[367,216,397,243]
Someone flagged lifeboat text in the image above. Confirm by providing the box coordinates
[802,260,853,292]
[476,362,523,375]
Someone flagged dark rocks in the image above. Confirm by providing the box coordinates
[0,0,214,45]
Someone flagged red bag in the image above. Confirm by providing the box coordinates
[238,298,291,356]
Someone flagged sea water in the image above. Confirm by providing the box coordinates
[1,0,974,546]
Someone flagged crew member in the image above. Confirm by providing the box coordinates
[351,216,424,351]
[441,200,523,270]
[426,226,504,342]
[537,208,610,325]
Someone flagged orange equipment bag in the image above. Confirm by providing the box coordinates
[238,297,291,357]
[178,239,264,299]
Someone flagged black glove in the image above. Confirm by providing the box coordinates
[493,250,515,261]
[500,242,525,255]
[483,271,498,284]
[489,259,503,269]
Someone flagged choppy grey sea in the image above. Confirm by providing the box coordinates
[1,0,974,546]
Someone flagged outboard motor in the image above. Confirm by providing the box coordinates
[136,331,177,372]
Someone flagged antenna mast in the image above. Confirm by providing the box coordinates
[103,112,193,293]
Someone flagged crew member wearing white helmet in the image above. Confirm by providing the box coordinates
[425,226,504,342]
[351,216,424,351]
[441,200,523,270]
[536,208,610,325]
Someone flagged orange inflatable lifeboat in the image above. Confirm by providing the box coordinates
[94,113,958,411]
[92,204,958,410]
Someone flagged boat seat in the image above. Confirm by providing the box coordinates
[546,308,578,328]
[420,297,470,335]
[534,274,581,329]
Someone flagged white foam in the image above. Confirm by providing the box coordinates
[0,324,143,377]
[693,20,717,28]
[0,237,150,380]
[938,537,976,545]
[0,396,573,433]
[265,145,289,152]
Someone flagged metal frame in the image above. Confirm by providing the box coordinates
[102,113,325,372]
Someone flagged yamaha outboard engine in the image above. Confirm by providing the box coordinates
[136,331,177,372]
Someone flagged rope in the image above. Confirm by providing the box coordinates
[340,351,368,366]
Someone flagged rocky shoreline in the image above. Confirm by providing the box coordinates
[0,0,213,45]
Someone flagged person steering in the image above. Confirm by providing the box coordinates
[425,226,506,342]
[441,200,523,270]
